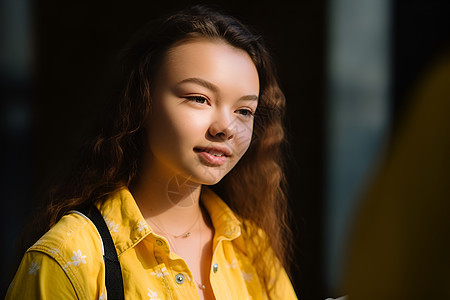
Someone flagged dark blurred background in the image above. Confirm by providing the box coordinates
[1,0,449,299]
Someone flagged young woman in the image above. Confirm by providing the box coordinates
[6,5,297,299]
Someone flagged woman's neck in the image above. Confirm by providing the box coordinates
[130,159,203,236]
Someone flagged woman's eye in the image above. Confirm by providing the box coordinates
[186,96,208,104]
[237,109,255,117]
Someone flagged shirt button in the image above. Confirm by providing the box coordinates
[175,273,185,284]
[213,263,219,273]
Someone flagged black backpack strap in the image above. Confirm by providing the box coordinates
[79,205,125,300]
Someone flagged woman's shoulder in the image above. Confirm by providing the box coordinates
[28,212,105,291]
[29,211,103,261]
[7,211,106,299]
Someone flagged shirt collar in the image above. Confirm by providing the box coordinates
[98,185,245,256]
[97,187,151,256]
[200,186,243,240]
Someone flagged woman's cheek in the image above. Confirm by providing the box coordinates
[231,121,254,157]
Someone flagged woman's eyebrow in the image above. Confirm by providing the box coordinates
[239,95,258,101]
[177,77,219,92]
[177,77,258,101]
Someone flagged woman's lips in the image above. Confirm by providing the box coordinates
[194,148,228,166]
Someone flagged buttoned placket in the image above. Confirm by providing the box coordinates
[145,223,242,300]
[208,226,242,299]
[149,231,200,300]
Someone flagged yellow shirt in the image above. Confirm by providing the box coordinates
[6,186,298,299]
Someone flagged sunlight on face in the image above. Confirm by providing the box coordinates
[145,39,260,185]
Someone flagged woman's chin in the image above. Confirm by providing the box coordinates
[196,168,230,185]
[165,169,224,191]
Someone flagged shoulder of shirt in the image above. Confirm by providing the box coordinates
[27,211,103,289]
[29,210,101,254]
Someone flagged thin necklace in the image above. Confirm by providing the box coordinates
[149,208,201,238]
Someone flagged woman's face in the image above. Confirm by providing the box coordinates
[145,39,259,185]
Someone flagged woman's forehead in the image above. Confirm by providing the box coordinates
[157,39,260,95]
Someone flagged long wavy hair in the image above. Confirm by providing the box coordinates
[27,5,294,295]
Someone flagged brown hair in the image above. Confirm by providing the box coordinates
[28,5,294,295]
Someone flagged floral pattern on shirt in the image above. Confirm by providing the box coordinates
[48,247,60,255]
[242,271,253,282]
[137,221,148,233]
[150,266,169,278]
[147,288,161,300]
[28,261,40,275]
[226,258,238,269]
[105,218,119,233]
[71,250,87,266]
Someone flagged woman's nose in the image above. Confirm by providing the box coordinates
[208,111,236,140]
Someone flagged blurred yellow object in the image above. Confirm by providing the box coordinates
[343,51,450,299]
